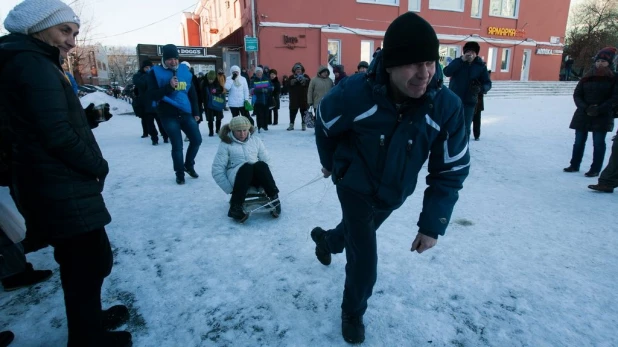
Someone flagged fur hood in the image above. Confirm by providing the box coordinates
[218,123,256,144]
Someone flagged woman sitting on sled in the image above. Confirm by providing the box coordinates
[211,116,281,222]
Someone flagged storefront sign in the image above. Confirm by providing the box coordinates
[283,35,299,45]
[536,48,563,55]
[245,37,259,52]
[157,45,207,57]
[487,27,525,38]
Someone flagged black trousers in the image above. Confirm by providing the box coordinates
[206,109,223,135]
[472,109,482,139]
[326,187,392,317]
[290,108,308,125]
[254,104,269,130]
[599,135,618,187]
[53,228,113,347]
[155,115,168,141]
[269,108,278,125]
[230,107,254,126]
[231,162,278,205]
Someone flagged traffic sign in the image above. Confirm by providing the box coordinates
[245,37,258,52]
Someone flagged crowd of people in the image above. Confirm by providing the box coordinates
[0,0,617,346]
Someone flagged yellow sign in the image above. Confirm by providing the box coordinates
[487,27,525,38]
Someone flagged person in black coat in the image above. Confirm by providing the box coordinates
[443,41,492,140]
[133,59,168,145]
[201,70,225,136]
[269,69,281,125]
[0,1,131,346]
[564,47,618,177]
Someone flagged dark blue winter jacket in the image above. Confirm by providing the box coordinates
[443,56,492,106]
[316,51,470,239]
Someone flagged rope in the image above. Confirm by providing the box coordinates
[247,174,325,214]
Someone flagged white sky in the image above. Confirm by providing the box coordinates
[0,0,198,47]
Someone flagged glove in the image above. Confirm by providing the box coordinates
[85,103,113,129]
[232,73,238,80]
[470,85,482,95]
[586,105,599,117]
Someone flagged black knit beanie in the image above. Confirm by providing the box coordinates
[463,42,480,55]
[382,12,439,68]
[162,44,179,61]
[141,59,153,70]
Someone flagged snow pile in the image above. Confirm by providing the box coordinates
[80,91,134,115]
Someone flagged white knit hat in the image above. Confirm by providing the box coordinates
[4,0,81,35]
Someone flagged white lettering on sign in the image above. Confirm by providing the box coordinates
[179,49,203,55]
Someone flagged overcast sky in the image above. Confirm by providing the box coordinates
[0,0,198,47]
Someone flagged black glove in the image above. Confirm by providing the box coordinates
[586,105,599,117]
[232,73,238,80]
[470,80,482,95]
[85,103,113,129]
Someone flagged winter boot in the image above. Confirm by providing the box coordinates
[102,331,132,347]
[310,227,332,266]
[228,204,248,223]
[588,184,614,192]
[175,173,185,185]
[287,123,294,131]
[163,138,169,144]
[103,305,130,331]
[269,195,281,218]
[302,123,307,131]
[152,139,158,146]
[341,311,365,344]
[588,183,614,193]
[584,170,599,177]
[1,263,52,291]
[0,331,14,347]
[563,166,579,172]
[184,166,199,179]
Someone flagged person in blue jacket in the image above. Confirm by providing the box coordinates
[310,12,470,344]
[147,44,202,185]
[443,41,492,140]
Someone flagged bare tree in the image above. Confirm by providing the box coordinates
[565,0,618,73]
[106,46,138,86]
[67,0,101,85]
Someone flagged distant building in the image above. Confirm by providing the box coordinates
[180,0,570,81]
[70,43,111,86]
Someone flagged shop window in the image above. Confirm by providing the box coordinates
[408,0,420,11]
[489,0,519,18]
[471,0,483,17]
[487,47,498,72]
[439,45,460,67]
[501,48,511,72]
[328,40,341,66]
[361,41,374,64]
[357,0,399,6]
[429,0,464,12]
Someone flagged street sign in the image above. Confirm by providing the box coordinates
[245,37,258,52]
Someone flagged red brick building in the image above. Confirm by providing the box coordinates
[181,0,571,81]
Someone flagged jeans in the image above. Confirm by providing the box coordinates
[570,130,607,172]
[599,135,618,187]
[159,113,203,175]
[53,228,113,347]
[326,187,392,316]
[231,162,279,205]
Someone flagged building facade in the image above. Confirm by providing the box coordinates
[181,0,571,81]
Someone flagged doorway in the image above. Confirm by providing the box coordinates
[520,50,531,81]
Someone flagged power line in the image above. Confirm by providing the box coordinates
[89,1,199,40]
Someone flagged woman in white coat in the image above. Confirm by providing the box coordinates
[224,65,252,122]
[211,116,281,222]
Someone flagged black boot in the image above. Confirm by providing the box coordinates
[341,311,365,344]
[1,263,52,291]
[228,204,248,223]
[584,170,599,177]
[269,194,281,218]
[215,119,221,134]
[175,172,185,185]
[184,166,199,179]
[208,122,214,137]
[588,184,614,193]
[310,227,332,266]
[563,166,579,172]
[0,331,14,347]
[163,138,169,144]
[102,331,132,347]
[103,305,130,331]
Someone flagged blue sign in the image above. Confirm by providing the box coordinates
[245,37,258,52]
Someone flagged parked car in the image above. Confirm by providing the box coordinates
[83,84,109,93]
[122,84,135,97]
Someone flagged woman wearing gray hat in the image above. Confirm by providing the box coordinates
[0,0,131,346]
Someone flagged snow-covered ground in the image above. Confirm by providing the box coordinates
[1,92,617,347]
